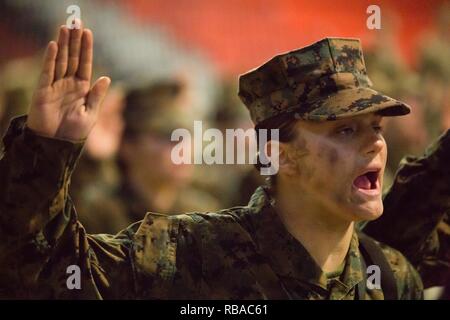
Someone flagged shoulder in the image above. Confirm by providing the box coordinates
[139,206,253,237]
[129,207,255,298]
[130,207,253,269]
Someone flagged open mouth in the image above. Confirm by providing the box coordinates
[353,170,380,190]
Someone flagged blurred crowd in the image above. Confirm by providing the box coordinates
[0,2,449,234]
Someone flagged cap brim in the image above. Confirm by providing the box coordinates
[298,87,411,121]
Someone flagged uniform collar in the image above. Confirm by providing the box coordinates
[246,186,364,298]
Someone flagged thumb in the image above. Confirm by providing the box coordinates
[86,76,111,113]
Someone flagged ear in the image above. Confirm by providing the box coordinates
[280,142,299,176]
[265,140,297,176]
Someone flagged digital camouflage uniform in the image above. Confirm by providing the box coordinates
[0,38,433,299]
[0,117,422,299]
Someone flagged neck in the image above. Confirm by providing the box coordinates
[274,181,354,273]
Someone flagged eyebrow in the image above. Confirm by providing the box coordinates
[331,115,383,129]
[371,116,384,124]
[334,123,352,130]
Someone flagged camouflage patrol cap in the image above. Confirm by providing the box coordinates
[238,37,411,126]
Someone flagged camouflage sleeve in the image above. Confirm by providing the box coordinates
[379,242,424,300]
[0,116,138,299]
[364,129,450,287]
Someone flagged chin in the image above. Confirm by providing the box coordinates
[350,201,383,222]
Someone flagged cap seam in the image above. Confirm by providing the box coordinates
[326,38,337,73]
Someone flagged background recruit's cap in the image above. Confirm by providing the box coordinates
[123,81,189,138]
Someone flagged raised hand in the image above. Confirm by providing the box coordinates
[27,23,110,141]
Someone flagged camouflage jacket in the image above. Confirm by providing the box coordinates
[0,116,424,299]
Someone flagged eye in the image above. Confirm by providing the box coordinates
[373,125,383,133]
[338,127,355,136]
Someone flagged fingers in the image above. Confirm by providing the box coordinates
[77,29,93,81]
[37,41,58,88]
[54,26,69,80]
[52,21,94,82]
[66,20,83,77]
[86,76,111,113]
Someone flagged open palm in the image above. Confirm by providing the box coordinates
[27,24,110,141]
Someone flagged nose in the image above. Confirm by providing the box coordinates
[361,130,384,156]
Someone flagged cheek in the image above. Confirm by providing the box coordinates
[325,147,339,168]
[316,144,344,174]
[296,158,316,184]
[133,143,165,167]
[381,143,388,164]
[315,145,354,196]
[296,145,339,191]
